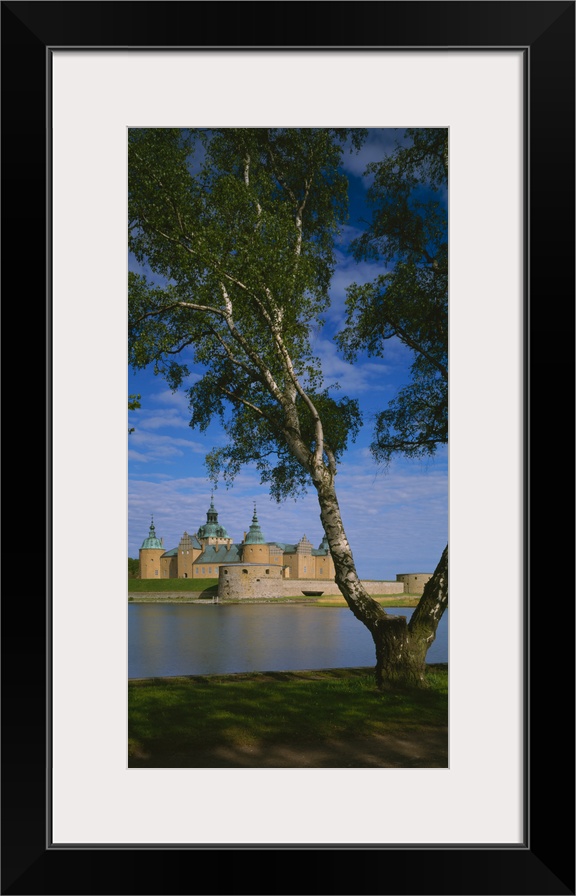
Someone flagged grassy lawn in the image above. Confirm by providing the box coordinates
[312,595,419,607]
[128,578,218,592]
[129,665,447,767]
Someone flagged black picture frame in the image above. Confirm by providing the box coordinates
[2,2,574,894]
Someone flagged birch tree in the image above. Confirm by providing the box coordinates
[337,128,449,661]
[129,127,439,687]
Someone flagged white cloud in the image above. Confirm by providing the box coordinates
[135,409,190,431]
[128,449,152,463]
[326,256,385,324]
[128,429,208,462]
[334,223,365,250]
[311,335,411,396]
[311,337,387,393]
[150,385,199,410]
[342,128,407,182]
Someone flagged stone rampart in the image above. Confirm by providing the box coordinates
[218,563,284,599]
[395,573,433,595]
[129,579,415,601]
[281,579,405,597]
[217,569,405,600]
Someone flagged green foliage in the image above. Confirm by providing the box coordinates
[337,128,448,465]
[128,128,367,495]
[128,557,140,578]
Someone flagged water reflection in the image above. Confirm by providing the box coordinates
[129,604,448,679]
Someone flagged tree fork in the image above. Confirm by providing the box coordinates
[373,615,424,688]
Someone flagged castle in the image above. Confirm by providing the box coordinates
[138,497,336,582]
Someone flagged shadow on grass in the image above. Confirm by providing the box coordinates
[128,665,448,768]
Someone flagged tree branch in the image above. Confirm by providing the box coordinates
[216,383,276,427]
[388,321,447,379]
[134,300,226,324]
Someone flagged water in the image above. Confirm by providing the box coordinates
[128,603,448,678]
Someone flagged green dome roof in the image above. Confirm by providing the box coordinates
[244,506,266,544]
[197,497,229,540]
[141,517,163,550]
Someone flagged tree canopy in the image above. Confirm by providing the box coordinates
[129,128,366,500]
[337,128,448,465]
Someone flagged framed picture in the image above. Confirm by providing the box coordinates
[2,2,574,894]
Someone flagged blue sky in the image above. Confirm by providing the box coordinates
[128,129,448,580]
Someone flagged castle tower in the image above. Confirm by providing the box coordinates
[314,534,335,580]
[295,534,314,578]
[242,504,270,563]
[177,530,202,579]
[139,516,165,579]
[197,494,230,548]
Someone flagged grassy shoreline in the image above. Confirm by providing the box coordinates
[128,596,421,607]
[128,589,420,608]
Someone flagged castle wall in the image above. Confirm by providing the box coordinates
[283,553,315,579]
[284,579,405,596]
[176,532,201,578]
[395,573,432,594]
[314,556,335,580]
[218,563,283,599]
[217,571,406,599]
[160,555,178,578]
[269,545,283,565]
[179,550,204,578]
[193,561,222,578]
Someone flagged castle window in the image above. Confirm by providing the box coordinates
[303,566,307,573]
[208,567,212,574]
[265,569,270,575]
[202,567,206,574]
[154,570,158,576]
[224,569,228,575]
[319,567,323,574]
[242,569,248,575]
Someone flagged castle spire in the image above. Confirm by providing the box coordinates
[244,503,265,544]
[207,494,218,524]
[140,515,163,550]
[197,493,229,541]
